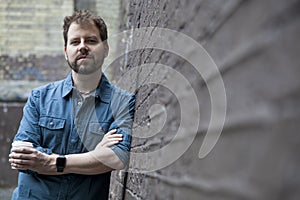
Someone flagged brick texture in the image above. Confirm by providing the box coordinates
[0,0,122,100]
[0,103,24,187]
[0,0,74,102]
[0,0,73,56]
[109,0,300,199]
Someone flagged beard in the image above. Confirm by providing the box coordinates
[66,55,103,75]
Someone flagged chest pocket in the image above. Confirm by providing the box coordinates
[82,122,109,151]
[38,116,66,147]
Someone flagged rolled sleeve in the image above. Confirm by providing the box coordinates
[110,94,135,166]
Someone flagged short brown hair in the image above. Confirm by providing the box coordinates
[63,10,107,47]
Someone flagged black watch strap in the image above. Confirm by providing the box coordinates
[56,155,66,172]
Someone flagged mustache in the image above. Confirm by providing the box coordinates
[76,53,92,61]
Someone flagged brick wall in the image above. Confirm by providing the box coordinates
[0,103,24,187]
[0,0,121,100]
[0,0,73,56]
[0,0,73,101]
[109,0,300,199]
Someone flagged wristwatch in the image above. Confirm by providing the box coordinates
[56,155,66,172]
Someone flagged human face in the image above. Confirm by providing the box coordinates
[64,22,109,75]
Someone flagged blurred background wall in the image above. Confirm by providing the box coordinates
[0,0,300,200]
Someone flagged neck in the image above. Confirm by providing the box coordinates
[72,69,102,94]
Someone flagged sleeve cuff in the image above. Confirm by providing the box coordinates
[110,145,129,166]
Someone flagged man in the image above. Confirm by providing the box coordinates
[9,10,135,200]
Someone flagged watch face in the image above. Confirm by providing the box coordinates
[56,156,66,172]
[57,157,66,166]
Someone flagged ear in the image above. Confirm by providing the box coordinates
[64,47,68,60]
[104,42,109,58]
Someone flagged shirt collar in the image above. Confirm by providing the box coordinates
[62,73,73,98]
[62,72,112,104]
[95,73,112,103]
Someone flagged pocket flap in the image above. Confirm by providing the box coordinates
[88,122,108,135]
[39,117,65,130]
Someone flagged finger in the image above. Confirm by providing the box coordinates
[105,135,122,141]
[102,134,120,142]
[104,140,121,147]
[108,137,123,141]
[104,134,123,138]
[9,152,32,160]
[100,137,122,147]
[11,147,35,154]
[107,137,122,143]
[9,158,32,166]
[105,134,122,139]
[10,162,30,170]
[105,129,117,135]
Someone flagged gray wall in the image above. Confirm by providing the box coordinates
[109,0,300,199]
[0,103,24,187]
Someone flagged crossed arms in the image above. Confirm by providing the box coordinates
[9,129,124,175]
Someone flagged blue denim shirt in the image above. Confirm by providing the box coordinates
[11,73,135,200]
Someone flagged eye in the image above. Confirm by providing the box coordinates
[87,40,97,44]
[70,40,80,45]
[86,37,99,44]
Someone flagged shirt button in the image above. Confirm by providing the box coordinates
[71,139,77,143]
[77,101,82,106]
[49,121,54,126]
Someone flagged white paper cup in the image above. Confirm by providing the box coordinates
[12,141,33,148]
[11,141,33,169]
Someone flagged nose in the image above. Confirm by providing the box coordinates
[79,47,88,55]
[78,41,89,54]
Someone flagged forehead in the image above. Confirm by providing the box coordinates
[67,22,101,39]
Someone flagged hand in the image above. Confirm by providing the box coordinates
[91,129,122,161]
[9,147,57,174]
[90,129,124,169]
[97,129,122,148]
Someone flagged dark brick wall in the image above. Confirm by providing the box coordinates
[0,55,68,81]
[109,0,300,199]
[0,103,24,187]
